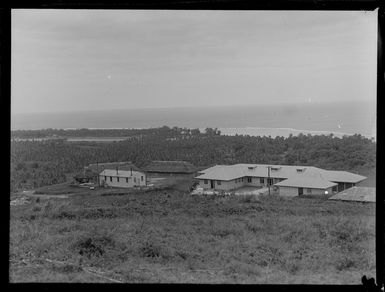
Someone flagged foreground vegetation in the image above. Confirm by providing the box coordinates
[10,127,376,192]
[10,189,375,283]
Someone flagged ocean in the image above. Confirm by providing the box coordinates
[11,102,376,139]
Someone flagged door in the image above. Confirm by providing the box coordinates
[298,188,303,196]
[210,180,214,189]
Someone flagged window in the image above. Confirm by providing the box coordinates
[307,188,312,194]
[204,180,208,184]
[110,176,112,182]
[141,176,144,181]
[268,178,273,185]
[247,177,252,183]
[126,178,128,183]
[260,178,264,184]
[117,177,120,182]
[134,177,136,183]
[217,180,221,185]
[104,176,107,181]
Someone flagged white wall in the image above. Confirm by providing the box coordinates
[278,186,334,197]
[100,172,146,188]
[245,176,268,187]
[198,176,279,190]
[277,186,299,197]
[303,187,334,195]
[198,176,295,191]
[198,178,244,191]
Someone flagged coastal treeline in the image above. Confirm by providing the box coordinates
[11,126,220,139]
[10,127,375,192]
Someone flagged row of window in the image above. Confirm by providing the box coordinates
[202,177,279,185]
[103,176,144,183]
[203,180,221,185]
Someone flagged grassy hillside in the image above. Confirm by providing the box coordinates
[10,189,375,284]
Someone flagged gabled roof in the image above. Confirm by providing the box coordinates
[196,165,224,174]
[143,160,197,173]
[87,162,141,173]
[196,164,323,181]
[100,169,145,177]
[274,177,337,189]
[329,187,375,202]
[195,164,249,181]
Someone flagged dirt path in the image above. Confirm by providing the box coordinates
[25,194,69,199]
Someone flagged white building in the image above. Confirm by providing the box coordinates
[195,164,366,197]
[99,169,147,188]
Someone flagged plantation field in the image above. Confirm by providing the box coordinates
[9,189,375,284]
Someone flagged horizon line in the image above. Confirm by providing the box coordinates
[11,99,374,116]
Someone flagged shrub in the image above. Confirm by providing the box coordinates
[246,221,262,233]
[54,211,77,220]
[57,223,81,234]
[220,206,247,215]
[32,206,42,212]
[72,235,115,259]
[238,195,259,204]
[285,262,300,274]
[139,240,172,260]
[81,208,118,219]
[139,242,162,258]
[335,255,356,271]
[51,263,82,274]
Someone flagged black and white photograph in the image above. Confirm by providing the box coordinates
[10,7,377,284]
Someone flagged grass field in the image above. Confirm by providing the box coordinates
[9,187,375,283]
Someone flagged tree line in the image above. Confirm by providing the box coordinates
[10,127,375,192]
[11,126,221,139]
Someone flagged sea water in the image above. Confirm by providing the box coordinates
[11,101,376,139]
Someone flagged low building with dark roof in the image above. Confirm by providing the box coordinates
[86,161,141,173]
[143,160,197,177]
[274,177,337,197]
[73,169,95,184]
[74,161,141,185]
[99,169,146,188]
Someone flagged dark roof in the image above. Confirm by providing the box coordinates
[329,187,375,203]
[74,169,95,180]
[143,160,197,173]
[274,177,337,189]
[86,162,141,173]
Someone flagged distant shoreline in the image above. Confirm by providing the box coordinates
[11,126,375,141]
[11,102,375,139]
[218,127,358,139]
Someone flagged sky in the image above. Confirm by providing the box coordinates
[11,9,377,114]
